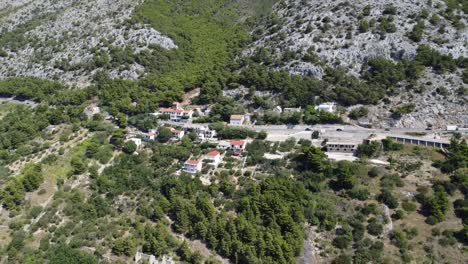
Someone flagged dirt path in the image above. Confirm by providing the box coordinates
[297,226,320,264]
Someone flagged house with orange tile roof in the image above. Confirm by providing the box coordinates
[217,140,247,155]
[229,115,245,125]
[183,159,202,174]
[157,102,193,122]
[204,150,221,167]
[170,128,185,140]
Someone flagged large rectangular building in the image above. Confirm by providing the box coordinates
[326,142,358,153]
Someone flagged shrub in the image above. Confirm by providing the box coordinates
[122,141,137,154]
[358,20,370,33]
[383,4,397,15]
[367,218,384,236]
[378,189,399,209]
[392,209,405,220]
[407,20,425,42]
[349,107,369,120]
[402,201,417,212]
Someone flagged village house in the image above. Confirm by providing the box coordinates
[229,115,245,125]
[230,140,247,154]
[156,102,193,122]
[142,132,156,141]
[315,102,336,113]
[183,159,202,174]
[193,126,217,142]
[170,128,185,140]
[204,150,221,167]
[218,140,247,154]
[84,103,100,117]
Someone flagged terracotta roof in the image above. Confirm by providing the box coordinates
[207,150,220,156]
[230,140,245,146]
[171,128,182,134]
[230,115,244,120]
[185,160,200,165]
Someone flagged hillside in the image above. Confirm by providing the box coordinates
[0,1,467,264]
[0,0,176,86]
[246,0,467,128]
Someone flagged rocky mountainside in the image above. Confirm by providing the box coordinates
[246,0,467,128]
[0,0,176,86]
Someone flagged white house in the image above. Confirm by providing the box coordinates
[205,150,221,167]
[230,115,245,125]
[84,103,100,117]
[315,102,336,113]
[183,159,202,174]
[230,140,247,154]
[273,106,283,113]
[194,126,217,142]
[218,140,247,155]
[157,102,193,122]
[217,141,231,150]
[142,133,156,141]
[170,128,185,140]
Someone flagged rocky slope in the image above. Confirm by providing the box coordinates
[247,0,467,128]
[0,0,176,86]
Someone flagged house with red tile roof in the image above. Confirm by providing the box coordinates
[156,102,193,122]
[170,128,185,140]
[217,140,247,155]
[205,150,221,167]
[229,115,245,125]
[183,159,202,174]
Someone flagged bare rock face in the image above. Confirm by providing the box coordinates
[248,0,467,75]
[0,0,177,86]
[247,0,467,128]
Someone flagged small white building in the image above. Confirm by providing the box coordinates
[194,126,217,142]
[84,103,100,117]
[315,103,336,113]
[142,133,156,141]
[183,159,202,174]
[217,140,247,153]
[273,106,283,113]
[230,115,245,125]
[205,150,221,167]
[446,125,458,131]
[170,128,185,140]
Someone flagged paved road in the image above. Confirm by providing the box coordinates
[159,120,451,135]
[158,120,464,143]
